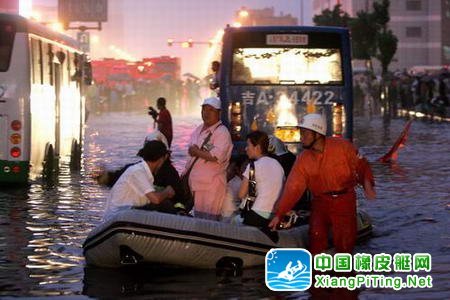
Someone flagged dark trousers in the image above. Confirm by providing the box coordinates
[243,209,270,227]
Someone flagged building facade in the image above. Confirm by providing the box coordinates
[313,0,450,71]
[235,6,298,26]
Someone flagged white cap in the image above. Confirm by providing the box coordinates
[299,113,327,135]
[144,130,169,149]
[201,97,221,110]
[268,135,288,156]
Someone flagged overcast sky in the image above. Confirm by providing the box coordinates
[34,0,312,75]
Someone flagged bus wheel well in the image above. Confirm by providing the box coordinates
[43,144,56,177]
[70,139,81,171]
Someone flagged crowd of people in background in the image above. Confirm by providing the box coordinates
[85,76,202,114]
[353,68,450,118]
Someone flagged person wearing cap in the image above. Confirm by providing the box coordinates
[268,135,297,177]
[268,113,376,255]
[185,96,233,220]
[95,130,169,187]
[104,140,175,218]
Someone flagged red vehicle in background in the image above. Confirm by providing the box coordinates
[89,56,183,112]
[92,56,181,85]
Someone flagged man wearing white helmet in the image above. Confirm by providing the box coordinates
[269,113,376,255]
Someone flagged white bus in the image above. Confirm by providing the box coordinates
[0,14,90,184]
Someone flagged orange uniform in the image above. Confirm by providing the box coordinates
[275,137,374,254]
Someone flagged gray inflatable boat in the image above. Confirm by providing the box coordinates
[83,209,372,269]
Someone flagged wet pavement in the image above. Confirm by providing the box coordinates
[0,111,449,299]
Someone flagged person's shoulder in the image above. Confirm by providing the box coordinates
[215,123,230,133]
[160,160,180,177]
[259,156,284,170]
[127,161,148,174]
[214,123,232,138]
[327,136,354,147]
[327,137,357,155]
[162,108,172,116]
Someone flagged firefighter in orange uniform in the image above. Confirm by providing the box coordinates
[269,113,376,255]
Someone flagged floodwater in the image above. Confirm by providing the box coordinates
[0,111,449,299]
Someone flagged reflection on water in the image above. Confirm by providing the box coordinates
[0,111,449,298]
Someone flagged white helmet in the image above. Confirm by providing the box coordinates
[299,113,327,135]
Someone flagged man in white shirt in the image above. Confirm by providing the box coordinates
[104,140,175,218]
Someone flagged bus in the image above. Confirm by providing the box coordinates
[0,14,90,183]
[218,26,353,154]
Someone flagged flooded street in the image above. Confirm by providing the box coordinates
[0,111,449,299]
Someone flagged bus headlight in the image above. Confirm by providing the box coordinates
[230,101,242,141]
[332,103,344,137]
[274,126,301,143]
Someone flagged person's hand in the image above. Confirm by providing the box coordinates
[188,145,200,157]
[268,216,281,231]
[363,178,376,200]
[164,186,175,198]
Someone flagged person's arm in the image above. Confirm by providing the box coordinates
[145,186,175,204]
[188,145,218,162]
[208,127,232,164]
[269,156,307,230]
[352,145,376,200]
[238,177,249,199]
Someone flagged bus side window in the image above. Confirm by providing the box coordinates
[71,53,81,83]
[42,42,52,85]
[30,38,42,84]
[55,49,68,85]
[66,50,71,85]
[83,58,92,85]
[48,44,54,86]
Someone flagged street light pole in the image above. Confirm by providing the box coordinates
[300,0,304,26]
[167,38,217,48]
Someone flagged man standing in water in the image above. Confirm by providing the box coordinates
[185,97,233,220]
[149,97,173,147]
[269,113,376,255]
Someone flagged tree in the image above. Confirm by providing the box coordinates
[314,1,398,75]
[349,11,378,61]
[373,0,390,26]
[376,29,398,75]
[313,4,350,27]
[373,0,398,76]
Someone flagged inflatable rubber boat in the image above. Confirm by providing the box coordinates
[83,209,372,269]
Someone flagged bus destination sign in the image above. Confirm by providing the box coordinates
[58,0,107,23]
[266,34,308,46]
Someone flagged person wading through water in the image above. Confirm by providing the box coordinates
[269,113,376,255]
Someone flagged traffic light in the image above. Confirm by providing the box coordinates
[167,38,173,46]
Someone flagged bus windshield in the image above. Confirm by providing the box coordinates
[0,22,15,72]
[231,47,342,85]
